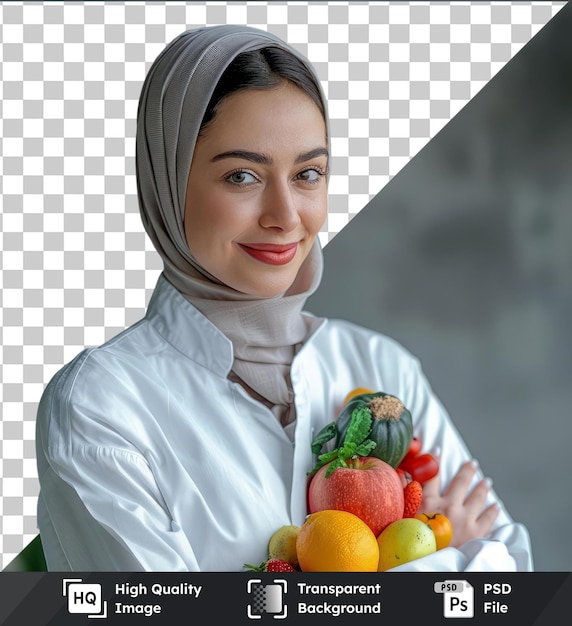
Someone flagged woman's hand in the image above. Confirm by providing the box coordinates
[420,460,500,548]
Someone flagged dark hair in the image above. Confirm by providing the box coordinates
[199,47,326,135]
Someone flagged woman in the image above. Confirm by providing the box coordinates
[35,25,532,571]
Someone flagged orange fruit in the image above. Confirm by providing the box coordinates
[296,510,379,572]
[415,513,453,551]
[342,387,374,406]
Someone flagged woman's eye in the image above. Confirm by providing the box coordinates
[297,168,324,183]
[226,170,257,185]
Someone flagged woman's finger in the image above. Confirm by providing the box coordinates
[422,469,441,495]
[475,502,501,535]
[443,460,478,500]
[420,470,442,511]
[463,477,493,515]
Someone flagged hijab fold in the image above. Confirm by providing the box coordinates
[136,25,328,426]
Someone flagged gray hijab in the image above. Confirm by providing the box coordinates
[136,25,328,426]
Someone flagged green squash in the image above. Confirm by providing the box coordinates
[335,391,413,468]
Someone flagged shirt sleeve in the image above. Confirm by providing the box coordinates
[394,355,534,572]
[38,443,200,571]
[35,352,201,572]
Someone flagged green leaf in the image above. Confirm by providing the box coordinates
[306,449,338,476]
[307,405,377,477]
[243,562,264,572]
[355,439,377,457]
[318,449,340,464]
[339,441,357,460]
[343,405,373,446]
[310,421,337,454]
[325,457,346,477]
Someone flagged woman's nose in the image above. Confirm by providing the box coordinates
[259,181,301,232]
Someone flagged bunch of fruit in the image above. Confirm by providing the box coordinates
[245,388,453,572]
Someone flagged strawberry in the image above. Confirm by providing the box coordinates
[244,558,297,572]
[265,558,297,572]
[402,480,423,518]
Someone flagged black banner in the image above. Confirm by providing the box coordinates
[0,572,570,625]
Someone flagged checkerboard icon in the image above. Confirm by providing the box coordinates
[247,579,287,618]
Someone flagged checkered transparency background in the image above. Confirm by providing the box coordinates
[0,1,565,568]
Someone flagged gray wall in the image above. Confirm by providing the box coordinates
[307,4,572,571]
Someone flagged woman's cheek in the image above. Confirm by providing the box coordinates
[298,187,327,232]
[312,199,329,234]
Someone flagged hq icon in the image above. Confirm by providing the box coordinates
[63,579,108,619]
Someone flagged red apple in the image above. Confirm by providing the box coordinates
[308,456,404,537]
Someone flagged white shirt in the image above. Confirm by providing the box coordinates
[36,275,533,571]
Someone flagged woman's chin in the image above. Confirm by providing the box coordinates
[215,256,306,298]
[235,280,295,299]
[228,270,299,298]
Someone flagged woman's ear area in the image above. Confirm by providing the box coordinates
[182,126,209,252]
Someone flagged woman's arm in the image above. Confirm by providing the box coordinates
[37,444,200,571]
[395,355,533,571]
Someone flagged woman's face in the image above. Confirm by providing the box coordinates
[184,81,328,298]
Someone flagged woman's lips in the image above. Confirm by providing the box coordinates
[238,242,299,266]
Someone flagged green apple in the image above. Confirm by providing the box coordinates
[377,518,436,571]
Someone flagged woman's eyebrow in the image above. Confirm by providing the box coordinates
[295,147,329,164]
[211,147,329,165]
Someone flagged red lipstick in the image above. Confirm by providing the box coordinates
[238,242,299,266]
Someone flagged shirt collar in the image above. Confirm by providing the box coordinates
[145,273,327,377]
[145,273,234,376]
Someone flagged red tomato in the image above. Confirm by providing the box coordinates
[400,453,439,484]
[401,437,422,464]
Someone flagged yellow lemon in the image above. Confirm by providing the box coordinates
[268,525,300,568]
[377,518,436,571]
